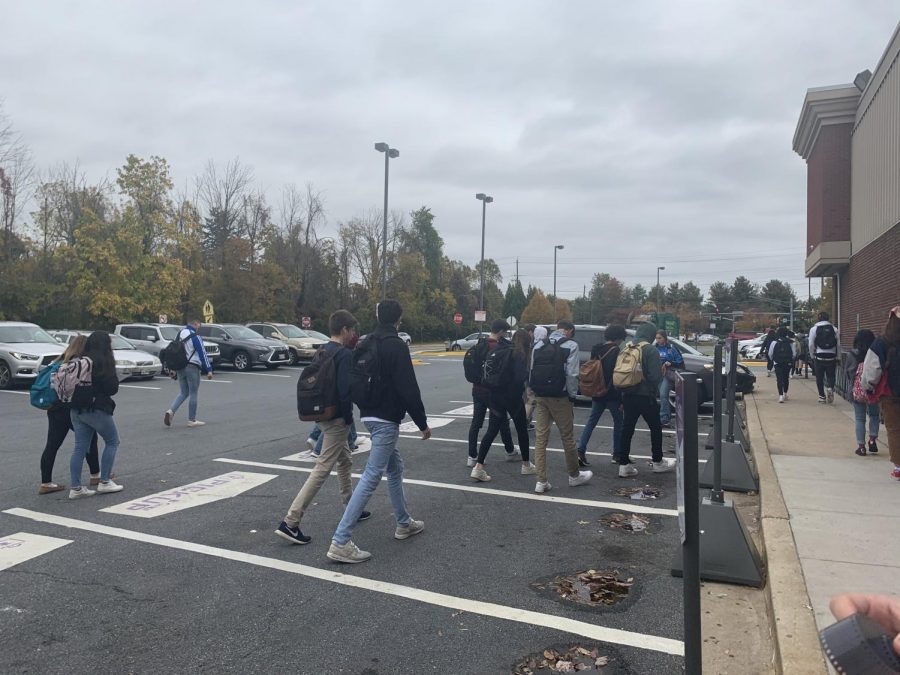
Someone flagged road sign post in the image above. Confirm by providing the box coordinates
[474,310,486,323]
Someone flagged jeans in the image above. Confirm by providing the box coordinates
[311,421,357,455]
[853,401,880,445]
[477,400,530,464]
[170,366,201,421]
[285,418,353,527]
[620,393,663,464]
[332,421,411,545]
[577,398,623,459]
[42,406,99,483]
[775,363,792,395]
[468,389,513,458]
[659,377,673,424]
[814,358,837,398]
[70,410,120,488]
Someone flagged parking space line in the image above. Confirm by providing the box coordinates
[120,384,162,390]
[212,458,679,516]
[3,507,683,656]
[225,371,292,379]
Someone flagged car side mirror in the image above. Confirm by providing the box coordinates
[224,334,231,340]
[148,335,158,342]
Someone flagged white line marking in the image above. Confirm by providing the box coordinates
[226,371,292,378]
[0,390,29,395]
[120,384,162,390]
[213,459,678,516]
[3,508,683,656]
[442,404,474,416]
[202,379,232,384]
[399,417,454,433]
[0,532,72,571]
[99,471,278,518]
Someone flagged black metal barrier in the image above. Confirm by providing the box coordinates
[674,341,765,588]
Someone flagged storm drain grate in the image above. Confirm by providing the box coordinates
[598,512,650,533]
[613,485,662,500]
[537,569,633,608]
[512,644,614,673]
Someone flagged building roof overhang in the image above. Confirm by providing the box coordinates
[792,85,860,160]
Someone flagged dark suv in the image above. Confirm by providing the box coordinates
[545,324,755,407]
[196,323,290,371]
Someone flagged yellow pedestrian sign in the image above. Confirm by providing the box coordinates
[203,300,215,323]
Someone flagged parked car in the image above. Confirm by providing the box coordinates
[0,321,65,390]
[445,332,489,351]
[697,333,719,343]
[398,332,412,346]
[196,323,290,371]
[49,330,162,381]
[738,334,766,356]
[114,323,221,368]
[246,322,326,365]
[543,324,755,408]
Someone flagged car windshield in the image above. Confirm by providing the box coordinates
[670,338,704,356]
[159,326,181,340]
[278,325,307,338]
[109,334,135,350]
[305,330,328,341]
[224,325,263,339]
[0,326,58,344]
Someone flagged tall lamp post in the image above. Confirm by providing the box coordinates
[656,265,666,314]
[375,142,399,300]
[553,244,564,299]
[475,193,493,312]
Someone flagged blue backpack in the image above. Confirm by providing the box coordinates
[30,362,61,410]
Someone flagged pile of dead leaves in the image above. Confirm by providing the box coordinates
[549,569,633,607]
[599,513,650,533]
[512,645,611,673]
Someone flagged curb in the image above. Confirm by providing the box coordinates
[745,393,828,675]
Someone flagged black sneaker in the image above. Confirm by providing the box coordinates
[358,510,372,522]
[868,440,879,454]
[855,446,867,457]
[578,454,591,468]
[274,521,311,545]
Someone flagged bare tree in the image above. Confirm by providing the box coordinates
[0,104,36,260]
[36,161,112,249]
[195,158,253,263]
[339,209,404,295]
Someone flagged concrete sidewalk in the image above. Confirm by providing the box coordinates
[747,369,900,672]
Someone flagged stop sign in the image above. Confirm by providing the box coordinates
[453,313,462,325]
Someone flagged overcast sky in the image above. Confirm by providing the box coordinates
[2,1,897,300]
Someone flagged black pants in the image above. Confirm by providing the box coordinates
[469,389,513,458]
[42,406,99,483]
[620,393,663,464]
[477,400,530,464]
[814,358,837,398]
[774,363,792,395]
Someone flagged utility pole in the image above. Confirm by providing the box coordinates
[515,257,519,284]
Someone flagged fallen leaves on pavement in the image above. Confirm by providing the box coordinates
[548,569,633,607]
[599,513,649,533]
[512,644,612,673]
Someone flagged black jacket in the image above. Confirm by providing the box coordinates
[75,369,119,415]
[322,340,353,425]
[358,325,428,430]
[488,344,528,412]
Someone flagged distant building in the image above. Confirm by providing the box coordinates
[792,23,900,343]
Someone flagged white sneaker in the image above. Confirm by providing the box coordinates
[766,371,771,378]
[778,394,784,403]
[568,470,593,487]
[520,463,536,475]
[618,464,638,478]
[306,437,315,451]
[651,459,676,473]
[327,540,372,563]
[68,487,96,499]
[534,481,552,494]
[395,519,425,540]
[783,393,788,401]
[163,409,173,427]
[187,420,206,427]
[826,388,834,404]
[466,456,477,467]
[96,480,124,494]
[296,449,315,460]
[470,466,491,482]
[506,449,521,461]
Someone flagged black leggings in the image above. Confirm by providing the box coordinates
[468,389,513,458]
[774,363,792,395]
[477,401,530,464]
[41,406,99,483]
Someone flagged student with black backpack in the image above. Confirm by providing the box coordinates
[163,319,213,428]
[809,311,842,404]
[464,319,517,466]
[530,320,592,493]
[769,326,798,403]
[328,300,431,564]
[275,310,363,545]
[470,328,535,482]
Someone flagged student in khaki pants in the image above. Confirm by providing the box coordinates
[274,310,367,544]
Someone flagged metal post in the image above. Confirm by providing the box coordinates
[553,247,558,299]
[381,149,389,301]
[682,374,703,674]
[726,338,737,444]
[479,198,486,311]
[789,296,794,332]
[657,267,661,313]
[711,344,725,504]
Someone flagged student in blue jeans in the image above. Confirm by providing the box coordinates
[844,329,881,456]
[577,324,626,466]
[328,300,432,564]
[655,329,684,427]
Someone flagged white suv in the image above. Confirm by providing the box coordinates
[113,323,221,367]
[0,322,65,389]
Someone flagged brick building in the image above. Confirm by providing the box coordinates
[793,22,900,344]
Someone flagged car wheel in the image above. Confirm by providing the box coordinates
[451,344,460,352]
[0,361,12,390]
[233,351,251,371]
[288,349,299,367]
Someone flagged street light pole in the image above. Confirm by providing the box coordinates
[375,142,399,300]
[656,266,666,314]
[553,244,564,299]
[475,193,493,312]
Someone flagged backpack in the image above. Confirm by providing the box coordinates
[161,331,192,371]
[481,342,514,389]
[851,363,869,404]
[529,338,572,397]
[772,338,794,365]
[30,362,61,410]
[814,324,837,351]
[350,335,387,409]
[579,357,608,399]
[51,357,93,407]
[612,342,646,391]
[463,339,490,384]
[296,346,339,422]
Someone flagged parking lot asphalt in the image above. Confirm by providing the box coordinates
[1,355,692,674]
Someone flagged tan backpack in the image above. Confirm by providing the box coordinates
[612,342,646,391]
